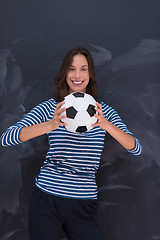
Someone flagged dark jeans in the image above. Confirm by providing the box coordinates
[28,186,101,240]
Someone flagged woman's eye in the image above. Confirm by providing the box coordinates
[69,68,75,71]
[82,68,87,71]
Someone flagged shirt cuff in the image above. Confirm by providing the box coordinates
[127,137,142,156]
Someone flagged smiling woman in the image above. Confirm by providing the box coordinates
[66,54,90,94]
[55,47,98,102]
[0,47,142,240]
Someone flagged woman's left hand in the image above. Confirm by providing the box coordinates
[92,102,108,130]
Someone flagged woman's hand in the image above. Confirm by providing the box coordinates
[92,102,108,130]
[49,101,67,130]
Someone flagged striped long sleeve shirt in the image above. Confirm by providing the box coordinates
[1,98,142,199]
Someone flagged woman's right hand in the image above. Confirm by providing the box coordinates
[18,101,66,142]
[49,101,67,130]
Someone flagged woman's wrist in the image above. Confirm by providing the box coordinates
[102,119,113,132]
[47,120,56,132]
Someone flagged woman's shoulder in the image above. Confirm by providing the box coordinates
[31,98,58,116]
[39,98,58,108]
[99,101,117,119]
[99,101,114,111]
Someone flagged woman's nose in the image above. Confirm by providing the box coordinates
[75,70,80,78]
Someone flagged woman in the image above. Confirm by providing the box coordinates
[1,47,142,240]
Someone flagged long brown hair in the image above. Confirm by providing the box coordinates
[54,47,97,102]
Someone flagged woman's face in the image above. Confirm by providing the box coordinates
[66,54,90,94]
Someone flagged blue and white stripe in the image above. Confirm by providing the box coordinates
[1,98,142,199]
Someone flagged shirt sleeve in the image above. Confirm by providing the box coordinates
[100,102,142,156]
[1,99,56,147]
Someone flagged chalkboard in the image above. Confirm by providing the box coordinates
[0,0,160,239]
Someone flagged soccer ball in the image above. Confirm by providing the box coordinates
[61,92,97,133]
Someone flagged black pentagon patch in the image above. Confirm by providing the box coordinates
[76,126,87,133]
[87,104,96,117]
[73,92,85,98]
[66,106,77,119]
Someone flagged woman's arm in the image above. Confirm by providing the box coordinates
[98,119,135,150]
[19,102,66,142]
[92,102,142,155]
[1,100,66,146]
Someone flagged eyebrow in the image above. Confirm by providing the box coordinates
[70,64,88,67]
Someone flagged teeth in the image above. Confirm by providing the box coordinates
[73,81,82,84]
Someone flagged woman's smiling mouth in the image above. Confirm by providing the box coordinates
[71,80,84,85]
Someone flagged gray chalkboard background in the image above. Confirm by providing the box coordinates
[0,0,160,239]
